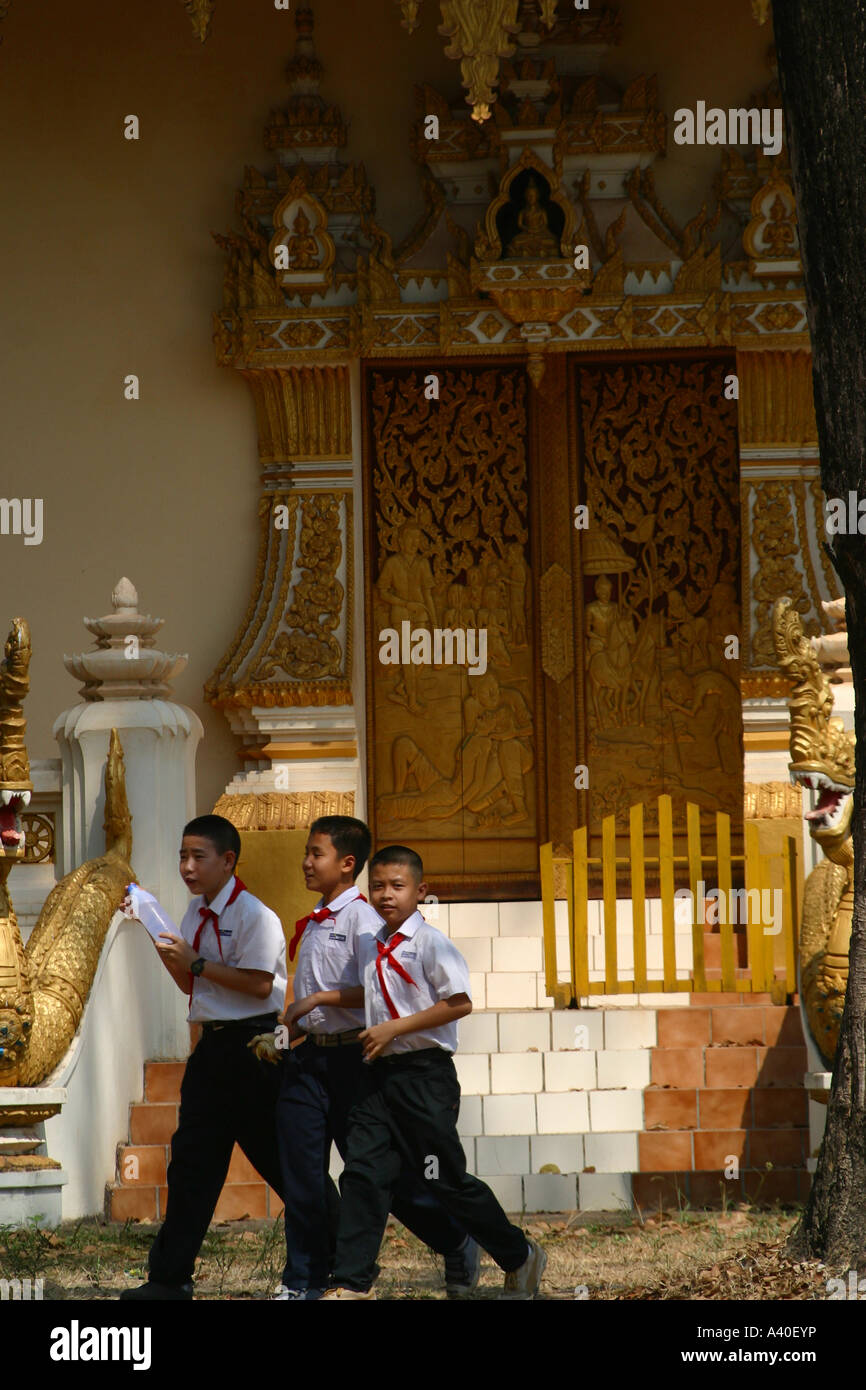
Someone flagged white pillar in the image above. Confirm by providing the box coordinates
[53,577,202,929]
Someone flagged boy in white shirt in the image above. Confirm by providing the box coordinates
[120,814,287,1301]
[274,816,475,1300]
[319,844,547,1300]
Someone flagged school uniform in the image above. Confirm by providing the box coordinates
[147,876,288,1288]
[276,886,465,1291]
[329,910,528,1293]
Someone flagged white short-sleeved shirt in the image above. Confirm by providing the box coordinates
[180,876,287,1023]
[293,885,382,1035]
[359,910,472,1055]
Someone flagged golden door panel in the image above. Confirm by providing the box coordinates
[363,363,538,899]
[572,356,743,837]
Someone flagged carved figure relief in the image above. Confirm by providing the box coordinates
[575,359,742,828]
[367,367,536,875]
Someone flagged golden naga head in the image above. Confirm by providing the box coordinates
[0,616,34,858]
[772,596,854,852]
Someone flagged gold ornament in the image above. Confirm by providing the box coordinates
[438,0,521,122]
[773,596,854,1064]
[0,616,134,1087]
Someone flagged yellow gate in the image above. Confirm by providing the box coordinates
[540,795,799,1007]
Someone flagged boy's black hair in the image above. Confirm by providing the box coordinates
[368,844,424,882]
[182,814,241,867]
[309,816,372,880]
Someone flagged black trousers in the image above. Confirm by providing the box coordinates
[148,1019,284,1287]
[276,1038,467,1289]
[331,1047,528,1292]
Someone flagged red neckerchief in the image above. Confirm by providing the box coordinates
[375,931,418,1019]
[189,876,246,1000]
[288,891,367,963]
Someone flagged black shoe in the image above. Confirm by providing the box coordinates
[444,1236,481,1299]
[119,1280,193,1301]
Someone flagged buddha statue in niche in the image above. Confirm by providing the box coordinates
[506,176,559,258]
[285,206,320,270]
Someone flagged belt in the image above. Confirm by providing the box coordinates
[304,1028,363,1048]
[378,1045,450,1064]
[200,1013,278,1033]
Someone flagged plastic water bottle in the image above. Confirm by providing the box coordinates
[126,883,178,942]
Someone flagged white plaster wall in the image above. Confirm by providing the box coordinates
[41,912,188,1219]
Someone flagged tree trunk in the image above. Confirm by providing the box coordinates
[772,0,866,1264]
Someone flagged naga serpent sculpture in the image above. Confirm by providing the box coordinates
[772,596,854,1066]
[0,617,134,1086]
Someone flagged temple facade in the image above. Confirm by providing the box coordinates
[0,0,844,1221]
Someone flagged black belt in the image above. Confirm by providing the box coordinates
[303,1028,363,1048]
[200,1013,278,1033]
[377,1046,450,1064]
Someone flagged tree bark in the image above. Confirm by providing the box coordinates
[772,0,866,1265]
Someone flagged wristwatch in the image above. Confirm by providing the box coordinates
[190,957,207,977]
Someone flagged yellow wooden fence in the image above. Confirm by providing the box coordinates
[540,795,799,1006]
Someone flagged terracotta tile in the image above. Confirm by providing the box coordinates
[657,1009,710,1048]
[756,1047,807,1087]
[644,1089,697,1130]
[213,1183,268,1221]
[763,1007,804,1045]
[711,1007,765,1045]
[144,1061,186,1103]
[130,1103,178,1146]
[797,1170,812,1201]
[702,936,722,971]
[705,1047,758,1089]
[227,1145,260,1184]
[690,992,745,1006]
[632,1172,689,1211]
[742,1169,800,1206]
[639,1131,693,1171]
[109,1185,159,1223]
[749,993,775,1006]
[651,1048,703,1088]
[753,1088,808,1127]
[749,1129,805,1168]
[117,1145,166,1185]
[698,1089,752,1130]
[690,1171,743,1208]
[694,1130,747,1169]
[268,1188,284,1219]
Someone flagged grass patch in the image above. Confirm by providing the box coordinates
[0,1203,830,1300]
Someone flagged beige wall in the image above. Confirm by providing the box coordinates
[1,0,767,818]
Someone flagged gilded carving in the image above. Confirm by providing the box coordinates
[736,350,817,447]
[214,790,355,831]
[438,0,521,123]
[254,495,346,681]
[575,360,742,828]
[539,564,574,684]
[773,597,853,1063]
[367,367,537,883]
[0,620,134,1087]
[183,0,214,43]
[743,781,803,819]
[749,480,815,667]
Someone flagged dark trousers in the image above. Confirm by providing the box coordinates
[332,1047,528,1292]
[148,1019,284,1287]
[276,1038,467,1289]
